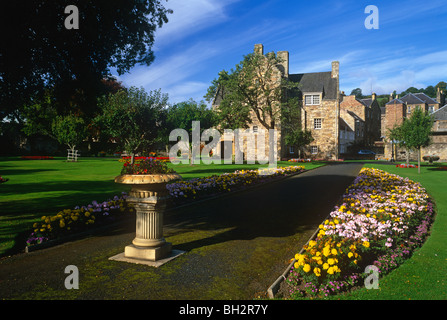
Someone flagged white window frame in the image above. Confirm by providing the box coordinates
[304,93,321,105]
[253,125,258,133]
[310,146,318,154]
[289,146,294,154]
[314,118,322,130]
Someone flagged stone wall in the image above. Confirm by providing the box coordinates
[302,99,339,159]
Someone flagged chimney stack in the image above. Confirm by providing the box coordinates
[254,44,264,56]
[372,92,377,101]
[331,61,339,79]
[277,51,289,77]
[390,93,394,101]
[437,87,446,106]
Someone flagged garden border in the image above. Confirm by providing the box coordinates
[267,167,438,299]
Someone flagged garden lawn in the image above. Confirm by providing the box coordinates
[0,157,324,257]
[335,162,447,300]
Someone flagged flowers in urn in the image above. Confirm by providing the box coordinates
[120,157,176,175]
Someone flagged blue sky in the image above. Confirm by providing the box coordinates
[116,0,447,104]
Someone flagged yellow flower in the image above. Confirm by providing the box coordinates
[314,267,321,277]
[59,220,65,228]
[323,245,331,257]
[348,252,354,258]
[327,267,334,275]
[308,240,317,248]
[303,264,311,273]
[328,258,335,265]
[362,241,370,248]
[331,248,338,255]
[323,263,329,270]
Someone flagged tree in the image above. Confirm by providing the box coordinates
[403,107,433,173]
[166,99,217,139]
[350,88,363,99]
[205,51,297,131]
[52,114,88,160]
[0,1,172,122]
[281,97,313,157]
[95,87,169,164]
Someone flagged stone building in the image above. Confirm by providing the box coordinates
[212,44,342,160]
[382,88,447,161]
[339,93,382,152]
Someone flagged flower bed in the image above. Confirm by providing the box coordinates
[0,176,8,183]
[167,166,305,204]
[285,167,435,298]
[288,159,312,163]
[21,156,54,160]
[396,163,418,168]
[26,193,133,247]
[119,156,170,163]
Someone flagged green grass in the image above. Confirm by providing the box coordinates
[334,162,447,300]
[0,156,323,257]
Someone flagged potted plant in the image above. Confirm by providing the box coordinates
[114,157,181,262]
[422,155,439,164]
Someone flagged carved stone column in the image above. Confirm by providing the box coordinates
[114,173,181,262]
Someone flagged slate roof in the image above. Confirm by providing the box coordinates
[386,98,405,105]
[400,93,425,105]
[413,92,439,105]
[288,72,338,100]
[360,98,373,107]
[432,104,447,121]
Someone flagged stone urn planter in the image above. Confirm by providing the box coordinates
[114,173,181,262]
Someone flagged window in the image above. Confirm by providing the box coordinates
[429,106,435,113]
[314,118,322,129]
[407,106,411,113]
[253,126,258,133]
[305,94,320,105]
[289,146,294,154]
[310,146,318,154]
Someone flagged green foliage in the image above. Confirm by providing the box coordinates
[0,1,172,122]
[51,114,88,151]
[95,87,168,160]
[350,88,363,99]
[205,52,297,130]
[404,107,433,150]
[281,97,314,149]
[166,99,217,139]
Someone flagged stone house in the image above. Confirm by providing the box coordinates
[339,93,382,152]
[212,44,342,160]
[382,88,447,161]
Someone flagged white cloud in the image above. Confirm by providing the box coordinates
[154,0,238,47]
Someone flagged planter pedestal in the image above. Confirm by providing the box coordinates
[109,173,184,266]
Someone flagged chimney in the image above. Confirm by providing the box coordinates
[331,61,339,79]
[254,44,264,55]
[437,87,446,106]
[372,92,377,101]
[390,92,394,101]
[276,51,289,77]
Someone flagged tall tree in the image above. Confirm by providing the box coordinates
[205,51,297,131]
[52,114,88,160]
[0,1,172,122]
[281,97,313,156]
[166,99,217,139]
[95,87,169,164]
[350,88,363,99]
[403,107,433,173]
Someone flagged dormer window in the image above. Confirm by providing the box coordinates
[305,94,320,105]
